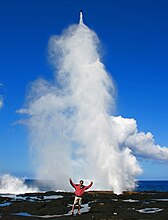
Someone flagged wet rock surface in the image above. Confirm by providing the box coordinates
[0,191,168,219]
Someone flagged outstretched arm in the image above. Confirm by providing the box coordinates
[85,181,93,190]
[69,178,76,189]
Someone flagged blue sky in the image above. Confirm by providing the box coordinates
[0,0,168,179]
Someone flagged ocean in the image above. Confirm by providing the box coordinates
[0,175,168,195]
[25,179,168,193]
[135,180,168,192]
[1,176,168,218]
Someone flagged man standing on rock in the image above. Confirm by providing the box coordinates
[69,178,93,215]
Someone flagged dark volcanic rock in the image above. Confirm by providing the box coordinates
[0,191,168,219]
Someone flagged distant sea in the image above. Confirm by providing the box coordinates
[25,180,168,192]
[135,180,168,192]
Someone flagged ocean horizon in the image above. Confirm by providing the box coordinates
[25,179,168,193]
[0,175,168,195]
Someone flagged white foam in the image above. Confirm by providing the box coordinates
[0,174,38,194]
[153,198,168,202]
[137,208,163,213]
[123,199,139,203]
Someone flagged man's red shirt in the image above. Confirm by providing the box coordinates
[70,179,93,197]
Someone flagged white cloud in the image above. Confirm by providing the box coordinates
[111,116,168,162]
[126,132,168,161]
[0,83,5,109]
[0,97,3,109]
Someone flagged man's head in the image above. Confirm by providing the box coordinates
[79,180,84,185]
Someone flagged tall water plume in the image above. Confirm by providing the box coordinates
[19,11,168,194]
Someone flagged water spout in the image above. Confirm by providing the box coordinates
[79,10,84,25]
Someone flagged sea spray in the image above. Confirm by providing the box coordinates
[18,11,168,194]
[0,174,38,194]
[20,12,140,194]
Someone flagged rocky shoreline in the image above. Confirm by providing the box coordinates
[0,191,168,219]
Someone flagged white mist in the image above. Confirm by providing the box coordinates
[19,11,168,194]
